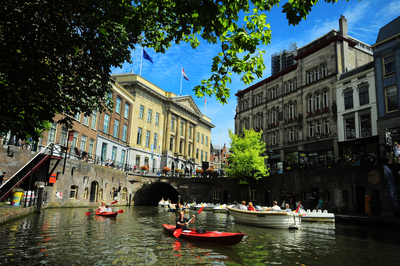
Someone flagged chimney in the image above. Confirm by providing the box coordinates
[339,15,348,38]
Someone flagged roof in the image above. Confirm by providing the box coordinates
[338,61,374,80]
[375,16,400,44]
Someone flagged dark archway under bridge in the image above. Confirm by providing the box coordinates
[133,182,180,206]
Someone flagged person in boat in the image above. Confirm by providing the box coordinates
[176,210,195,230]
[104,204,112,213]
[247,202,255,211]
[239,201,247,211]
[159,197,165,204]
[271,201,281,211]
[285,204,292,212]
[96,202,106,212]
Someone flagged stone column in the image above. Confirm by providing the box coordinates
[175,116,181,154]
[184,122,190,156]
[192,126,197,160]
[164,111,171,151]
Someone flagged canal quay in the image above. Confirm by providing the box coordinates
[0,206,400,265]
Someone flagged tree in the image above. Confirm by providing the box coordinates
[226,128,269,194]
[0,0,349,140]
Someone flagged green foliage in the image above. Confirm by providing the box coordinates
[0,0,350,140]
[226,128,269,184]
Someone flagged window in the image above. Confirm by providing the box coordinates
[344,90,353,110]
[145,130,150,147]
[324,118,330,134]
[213,190,221,200]
[91,111,97,129]
[272,109,277,123]
[250,189,257,201]
[154,133,158,148]
[201,150,203,162]
[359,84,369,106]
[70,185,78,199]
[83,115,89,126]
[84,187,88,199]
[197,132,199,142]
[171,119,175,131]
[345,117,355,140]
[315,92,321,111]
[360,114,372,137]
[316,120,321,134]
[170,138,174,151]
[48,122,57,143]
[289,80,293,92]
[121,188,127,201]
[108,92,112,104]
[189,127,192,139]
[80,135,87,152]
[385,85,398,113]
[113,119,119,138]
[323,90,329,108]
[155,113,160,125]
[99,189,103,200]
[201,134,204,144]
[75,112,80,121]
[124,103,130,119]
[147,109,152,123]
[122,124,127,142]
[89,138,95,157]
[104,114,110,133]
[289,102,294,119]
[289,127,294,142]
[272,131,276,145]
[272,87,276,99]
[307,95,313,112]
[137,127,142,145]
[307,71,313,84]
[196,149,199,159]
[180,123,183,135]
[71,131,78,151]
[188,144,191,155]
[116,97,121,114]
[322,64,328,78]
[206,136,208,146]
[308,122,314,137]
[315,68,320,81]
[383,54,395,76]
[135,155,140,167]
[121,150,126,165]
[205,152,208,161]
[144,157,149,166]
[112,146,117,161]
[139,105,144,119]
[101,143,107,161]
[179,140,183,154]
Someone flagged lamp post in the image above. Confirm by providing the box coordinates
[315,132,320,165]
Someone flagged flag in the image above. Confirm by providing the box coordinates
[295,201,301,213]
[143,49,154,63]
[204,97,206,104]
[182,68,189,81]
[158,146,161,162]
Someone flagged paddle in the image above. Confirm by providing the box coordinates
[173,206,203,238]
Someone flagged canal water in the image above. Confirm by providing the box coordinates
[0,206,399,265]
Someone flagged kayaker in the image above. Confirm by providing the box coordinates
[247,202,255,211]
[96,202,105,212]
[104,204,112,213]
[176,211,195,230]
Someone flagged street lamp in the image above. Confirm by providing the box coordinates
[315,132,320,165]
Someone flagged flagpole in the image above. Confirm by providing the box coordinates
[180,67,183,96]
[140,48,143,76]
[205,97,207,115]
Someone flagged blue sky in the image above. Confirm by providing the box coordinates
[112,0,400,148]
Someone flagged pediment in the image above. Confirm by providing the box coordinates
[172,96,202,116]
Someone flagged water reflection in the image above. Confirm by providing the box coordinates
[0,207,399,265]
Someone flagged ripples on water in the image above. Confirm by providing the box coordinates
[0,206,399,265]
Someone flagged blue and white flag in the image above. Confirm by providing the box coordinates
[143,49,154,63]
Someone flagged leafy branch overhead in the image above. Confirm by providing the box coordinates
[0,0,349,140]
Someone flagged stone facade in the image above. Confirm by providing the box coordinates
[235,16,373,170]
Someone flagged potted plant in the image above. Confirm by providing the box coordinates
[206,168,214,173]
[163,166,170,175]
[141,165,149,170]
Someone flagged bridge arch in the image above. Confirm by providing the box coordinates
[132,182,181,206]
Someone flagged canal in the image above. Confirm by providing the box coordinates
[0,206,399,265]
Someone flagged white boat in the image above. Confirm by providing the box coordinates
[213,204,229,213]
[158,202,169,208]
[300,209,335,222]
[226,206,302,229]
[194,203,220,211]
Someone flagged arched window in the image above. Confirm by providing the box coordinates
[99,189,103,200]
[84,187,88,199]
[272,108,276,123]
[315,92,321,111]
[70,185,78,199]
[121,188,127,201]
[289,102,294,119]
[323,89,329,108]
[250,189,257,201]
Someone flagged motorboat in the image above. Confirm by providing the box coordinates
[300,209,335,222]
[226,206,301,229]
[194,203,220,211]
[213,204,230,213]
[162,224,245,245]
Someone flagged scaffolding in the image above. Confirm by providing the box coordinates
[271,42,297,75]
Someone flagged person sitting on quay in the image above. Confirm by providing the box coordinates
[96,202,106,213]
[247,202,255,211]
[284,204,292,212]
[104,204,112,213]
[316,197,324,210]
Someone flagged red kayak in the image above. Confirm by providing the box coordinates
[95,211,118,217]
[162,224,245,245]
